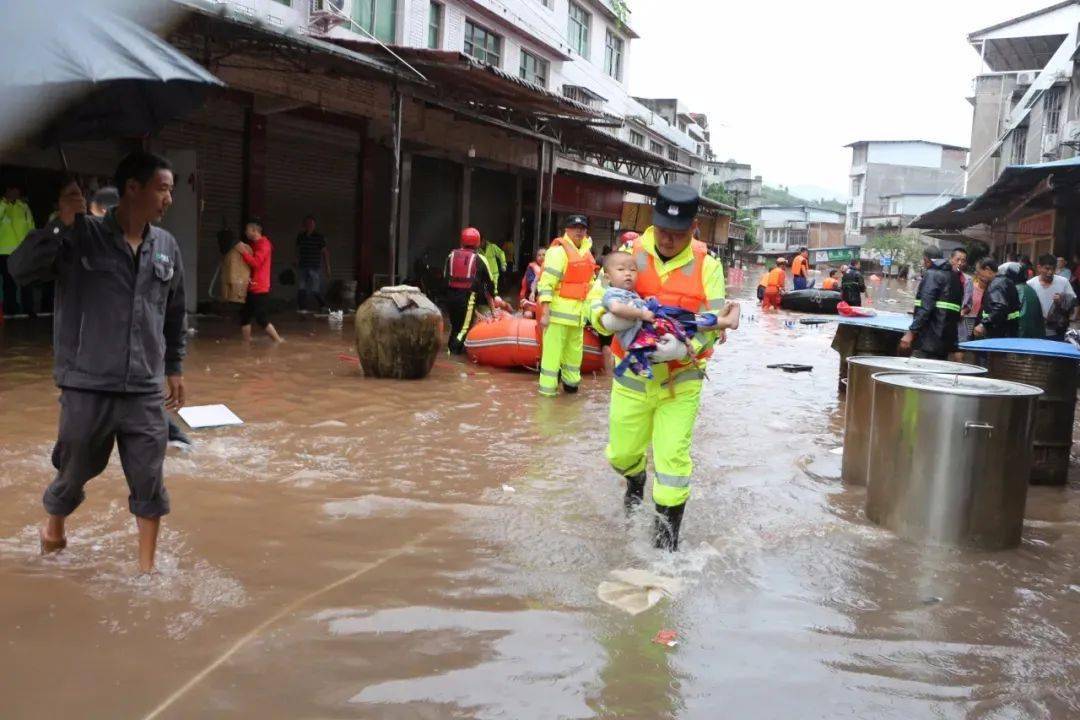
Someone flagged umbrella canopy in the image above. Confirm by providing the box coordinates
[0,0,222,146]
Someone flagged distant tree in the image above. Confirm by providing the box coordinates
[866,233,923,270]
[704,182,737,207]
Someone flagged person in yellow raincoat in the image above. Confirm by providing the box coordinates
[589,185,730,550]
[537,214,596,397]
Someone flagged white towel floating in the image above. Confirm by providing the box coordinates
[178,404,244,429]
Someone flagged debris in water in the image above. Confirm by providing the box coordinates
[177,404,244,429]
[767,363,813,373]
[597,569,682,615]
[652,629,679,647]
[922,596,943,605]
[501,484,516,493]
[799,318,830,325]
[830,446,844,455]
[311,420,348,428]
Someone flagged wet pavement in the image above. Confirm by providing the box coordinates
[2,280,1080,719]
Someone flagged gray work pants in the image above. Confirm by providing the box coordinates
[45,389,170,518]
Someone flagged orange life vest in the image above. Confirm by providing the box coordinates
[792,255,808,277]
[766,267,786,293]
[612,239,711,368]
[822,277,839,291]
[552,236,596,301]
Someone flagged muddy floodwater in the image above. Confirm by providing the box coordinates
[3,280,1080,719]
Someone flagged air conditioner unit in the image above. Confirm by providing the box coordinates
[1016,71,1037,87]
[310,0,350,32]
[1065,120,1080,141]
[1043,132,1060,154]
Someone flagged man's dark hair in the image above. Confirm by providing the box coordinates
[114,151,172,197]
[1038,253,1056,267]
[304,214,316,223]
[56,173,81,198]
[977,258,999,273]
[799,246,808,253]
[1007,253,1019,262]
[246,217,263,230]
[924,246,944,260]
[950,247,967,257]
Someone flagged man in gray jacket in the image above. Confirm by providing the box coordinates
[11,151,187,573]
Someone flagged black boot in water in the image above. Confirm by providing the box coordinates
[653,503,686,551]
[623,472,646,514]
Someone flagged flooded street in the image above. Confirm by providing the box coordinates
[3,283,1080,719]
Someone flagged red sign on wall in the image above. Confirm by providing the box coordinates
[551,175,624,219]
[1018,210,1054,238]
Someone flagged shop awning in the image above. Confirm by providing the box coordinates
[168,0,412,83]
[327,41,606,126]
[558,126,695,181]
[966,156,1080,212]
[907,197,981,230]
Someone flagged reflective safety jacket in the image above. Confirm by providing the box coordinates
[0,198,34,255]
[910,258,963,355]
[791,254,808,278]
[589,227,726,381]
[980,275,1021,338]
[481,242,507,286]
[446,248,480,291]
[538,234,594,326]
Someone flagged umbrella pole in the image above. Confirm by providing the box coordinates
[57,144,69,172]
[388,83,403,287]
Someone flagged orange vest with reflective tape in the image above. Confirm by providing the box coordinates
[552,236,596,301]
[612,239,711,366]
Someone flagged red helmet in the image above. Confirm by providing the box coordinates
[619,231,640,246]
[461,227,481,248]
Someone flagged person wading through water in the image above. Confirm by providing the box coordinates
[590,184,730,551]
[9,151,187,573]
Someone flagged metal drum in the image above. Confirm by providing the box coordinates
[984,352,1077,485]
[842,356,986,485]
[866,373,1042,550]
[833,326,902,391]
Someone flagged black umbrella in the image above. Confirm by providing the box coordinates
[0,0,223,149]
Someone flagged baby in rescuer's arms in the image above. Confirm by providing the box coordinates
[600,251,741,377]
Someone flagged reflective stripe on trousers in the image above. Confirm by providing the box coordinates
[605,369,703,507]
[539,322,584,395]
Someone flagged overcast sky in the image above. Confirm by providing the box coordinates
[628,0,1054,200]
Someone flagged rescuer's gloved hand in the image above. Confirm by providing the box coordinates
[600,312,636,333]
[649,334,688,363]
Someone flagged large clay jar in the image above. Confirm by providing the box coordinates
[354,286,443,379]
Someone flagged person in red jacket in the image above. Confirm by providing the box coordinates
[237,219,284,343]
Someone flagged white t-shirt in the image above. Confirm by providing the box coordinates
[1027,274,1076,331]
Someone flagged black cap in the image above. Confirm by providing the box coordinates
[565,213,589,229]
[652,183,699,231]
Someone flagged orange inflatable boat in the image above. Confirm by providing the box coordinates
[465,313,605,373]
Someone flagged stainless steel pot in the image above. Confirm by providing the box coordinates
[842,356,986,485]
[984,352,1078,486]
[866,373,1042,550]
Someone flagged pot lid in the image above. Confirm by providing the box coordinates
[873,372,1043,397]
[848,356,986,375]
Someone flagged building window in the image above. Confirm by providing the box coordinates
[1044,86,1064,135]
[851,175,862,196]
[568,2,591,57]
[427,2,442,49]
[849,212,860,229]
[520,50,549,87]
[604,30,623,80]
[629,130,644,147]
[668,147,679,162]
[650,140,664,155]
[270,0,290,5]
[464,20,502,66]
[352,0,396,43]
[538,0,552,7]
[1011,125,1028,164]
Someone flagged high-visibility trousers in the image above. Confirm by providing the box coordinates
[605,369,703,507]
[446,289,477,354]
[539,321,584,396]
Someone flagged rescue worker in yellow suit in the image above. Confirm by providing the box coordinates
[537,214,596,397]
[589,184,727,550]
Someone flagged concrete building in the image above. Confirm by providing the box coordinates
[704,160,763,208]
[752,205,844,252]
[844,140,968,243]
[966,1,1080,194]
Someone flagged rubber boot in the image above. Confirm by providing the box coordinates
[563,383,579,394]
[653,503,686,552]
[623,472,646,514]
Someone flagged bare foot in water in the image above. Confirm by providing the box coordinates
[39,526,67,555]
